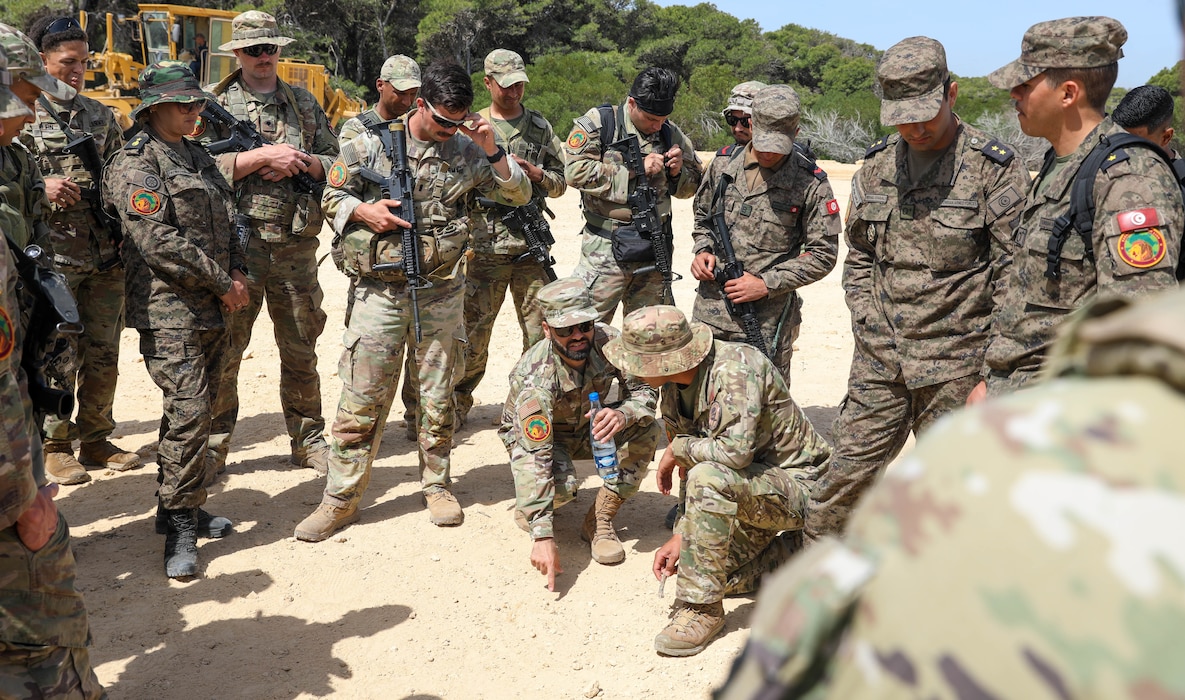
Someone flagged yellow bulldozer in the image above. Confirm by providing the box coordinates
[80,4,364,129]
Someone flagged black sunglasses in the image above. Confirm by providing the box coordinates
[426,101,467,129]
[724,114,751,128]
[553,321,594,338]
[243,44,279,57]
[46,17,83,35]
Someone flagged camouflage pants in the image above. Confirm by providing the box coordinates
[324,275,466,506]
[455,252,549,418]
[140,327,231,510]
[573,231,670,325]
[41,265,125,445]
[0,643,105,700]
[805,350,980,540]
[676,460,807,604]
[209,236,327,465]
[986,367,1040,397]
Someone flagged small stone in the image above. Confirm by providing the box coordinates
[409,611,417,620]
[584,681,601,698]
[430,554,440,562]
[572,662,583,671]
[334,537,348,543]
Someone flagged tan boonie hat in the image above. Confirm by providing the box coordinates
[750,85,800,155]
[876,37,948,126]
[603,306,713,378]
[538,278,599,328]
[722,80,767,117]
[218,11,296,52]
[380,55,421,91]
[0,45,33,120]
[484,49,529,88]
[988,16,1126,90]
[0,23,74,101]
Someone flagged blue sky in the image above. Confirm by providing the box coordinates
[654,0,1181,88]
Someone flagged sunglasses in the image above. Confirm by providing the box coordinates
[725,114,751,128]
[553,321,594,338]
[177,100,206,114]
[426,101,468,129]
[243,44,279,57]
[46,17,82,35]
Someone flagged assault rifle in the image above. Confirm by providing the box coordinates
[613,134,679,302]
[476,197,557,281]
[360,120,431,342]
[707,174,769,358]
[200,100,323,196]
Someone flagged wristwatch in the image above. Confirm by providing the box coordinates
[485,145,506,163]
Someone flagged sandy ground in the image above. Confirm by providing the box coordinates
[57,157,862,699]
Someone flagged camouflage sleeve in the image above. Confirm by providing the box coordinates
[0,260,40,528]
[508,385,559,539]
[668,125,703,200]
[842,165,876,323]
[984,157,1028,342]
[322,136,370,235]
[100,107,125,158]
[564,110,629,204]
[336,116,364,150]
[690,155,726,255]
[669,359,763,470]
[762,174,841,294]
[535,123,567,200]
[614,371,658,426]
[470,140,531,206]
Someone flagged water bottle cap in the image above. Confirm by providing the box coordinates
[589,392,600,401]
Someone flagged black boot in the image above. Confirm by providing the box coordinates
[155,506,232,538]
[164,508,200,579]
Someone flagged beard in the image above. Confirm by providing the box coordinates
[552,337,590,362]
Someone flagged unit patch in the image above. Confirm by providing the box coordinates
[523,415,552,443]
[189,116,205,138]
[0,307,13,361]
[328,161,348,187]
[825,199,840,216]
[130,189,162,215]
[567,129,589,151]
[707,401,722,432]
[1116,228,1167,269]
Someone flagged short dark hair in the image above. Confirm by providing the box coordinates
[419,62,473,113]
[1043,64,1118,113]
[631,67,679,104]
[28,15,88,53]
[1113,85,1175,132]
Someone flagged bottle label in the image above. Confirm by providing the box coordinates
[595,453,619,480]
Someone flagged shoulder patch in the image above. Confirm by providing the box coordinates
[987,184,1023,219]
[824,199,840,216]
[522,414,551,443]
[1117,208,1160,233]
[1116,229,1167,269]
[864,136,890,159]
[124,131,151,153]
[981,139,1015,165]
[811,165,827,181]
[567,128,590,151]
[0,306,14,362]
[340,140,360,166]
[574,114,597,135]
[188,116,206,138]
[517,395,544,421]
[707,401,723,432]
[130,188,163,215]
[1101,148,1130,172]
[717,144,737,157]
[327,161,348,188]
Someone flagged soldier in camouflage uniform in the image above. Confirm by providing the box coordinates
[21,17,141,485]
[691,84,840,382]
[0,47,105,699]
[717,287,1185,699]
[196,11,337,475]
[604,305,830,657]
[565,67,703,322]
[499,278,659,588]
[294,62,530,541]
[806,37,1031,541]
[720,81,764,151]
[103,62,247,578]
[974,17,1184,399]
[454,49,567,425]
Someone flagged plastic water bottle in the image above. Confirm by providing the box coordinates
[589,392,620,483]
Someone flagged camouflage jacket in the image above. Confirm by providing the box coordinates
[0,143,51,250]
[984,118,1183,380]
[103,127,243,330]
[663,340,830,474]
[691,143,841,336]
[564,102,702,232]
[472,105,566,255]
[717,287,1185,700]
[20,93,123,269]
[846,123,1030,389]
[198,72,339,242]
[336,107,381,147]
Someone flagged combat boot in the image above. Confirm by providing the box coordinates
[294,496,359,542]
[80,440,142,472]
[724,530,803,596]
[290,443,330,477]
[423,488,463,526]
[44,442,90,485]
[154,506,232,539]
[163,508,200,579]
[654,600,725,657]
[580,486,626,564]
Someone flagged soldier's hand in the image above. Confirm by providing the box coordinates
[652,533,681,581]
[586,406,625,442]
[724,272,769,303]
[512,155,543,183]
[253,143,311,178]
[530,537,563,591]
[459,112,496,153]
[966,380,988,406]
[656,446,678,495]
[220,277,249,313]
[16,484,59,552]
[691,251,717,281]
[664,145,683,178]
[45,177,82,207]
[353,199,412,234]
[643,152,666,178]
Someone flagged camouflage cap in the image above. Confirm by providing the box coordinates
[218,11,296,52]
[380,55,421,91]
[875,36,948,126]
[0,23,74,101]
[988,17,1126,90]
[131,61,210,119]
[721,80,767,117]
[750,85,800,155]
[0,46,32,120]
[484,49,529,88]
[538,278,599,328]
[603,306,713,378]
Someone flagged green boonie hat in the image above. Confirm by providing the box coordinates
[750,85,800,156]
[603,305,713,378]
[876,36,948,126]
[0,47,32,120]
[218,11,296,52]
[380,55,421,91]
[131,61,209,119]
[484,49,529,88]
[538,278,599,328]
[0,23,74,101]
[722,80,767,117]
[988,16,1126,90]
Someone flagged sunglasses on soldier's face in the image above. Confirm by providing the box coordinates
[426,101,468,129]
[243,44,279,57]
[725,114,751,128]
[553,321,594,338]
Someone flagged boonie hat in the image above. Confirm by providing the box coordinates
[538,278,599,328]
[875,36,948,126]
[603,306,713,378]
[131,61,210,119]
[218,11,295,52]
[722,80,767,117]
[988,16,1126,90]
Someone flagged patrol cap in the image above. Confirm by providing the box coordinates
[131,61,210,119]
[603,306,713,378]
[380,55,421,91]
[721,80,767,117]
[875,36,948,126]
[988,17,1126,90]
[750,85,800,155]
[538,278,599,328]
[218,11,295,52]
[484,49,529,88]
[0,46,33,120]
[0,23,75,101]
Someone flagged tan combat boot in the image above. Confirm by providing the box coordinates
[424,488,464,526]
[294,497,359,542]
[45,442,90,485]
[80,440,142,472]
[290,443,330,477]
[654,600,725,657]
[581,486,626,564]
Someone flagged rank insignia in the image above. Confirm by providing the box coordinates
[1117,228,1167,269]
[567,129,589,150]
[825,199,840,216]
[0,307,13,361]
[328,161,348,187]
[523,414,551,442]
[130,188,162,215]
[188,116,205,138]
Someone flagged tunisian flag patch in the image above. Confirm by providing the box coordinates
[824,199,840,216]
[1117,208,1160,232]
